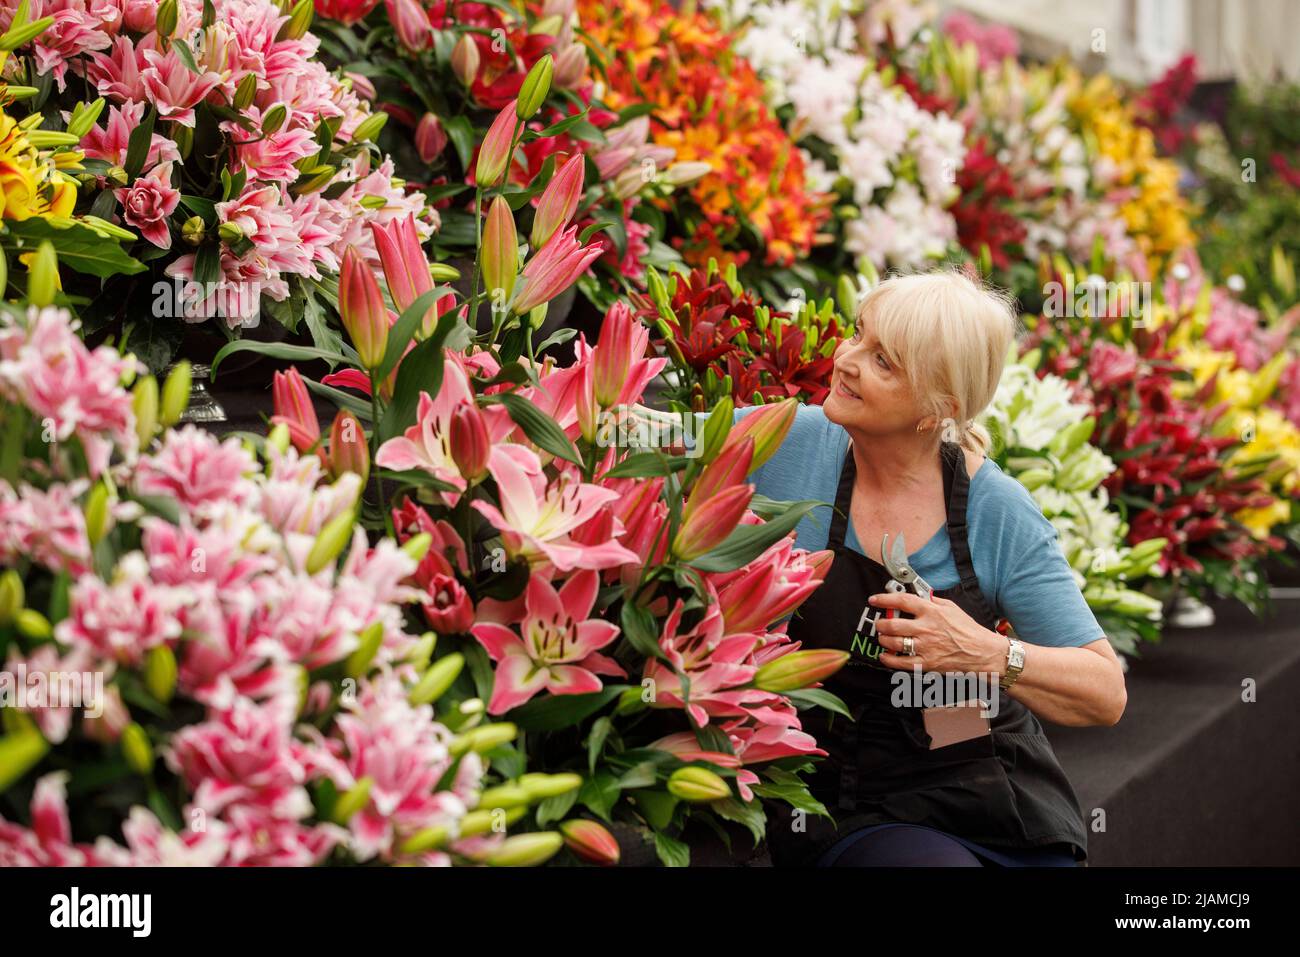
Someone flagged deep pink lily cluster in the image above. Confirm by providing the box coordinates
[6,0,427,326]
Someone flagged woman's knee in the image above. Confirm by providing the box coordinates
[825,825,985,867]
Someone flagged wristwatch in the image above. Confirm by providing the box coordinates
[1000,635,1026,690]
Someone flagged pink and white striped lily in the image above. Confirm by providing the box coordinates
[471,570,626,713]
[471,454,640,573]
[374,357,534,508]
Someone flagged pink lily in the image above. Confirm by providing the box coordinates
[270,368,322,454]
[374,358,531,508]
[139,47,225,128]
[470,570,626,714]
[684,436,753,520]
[530,153,585,249]
[471,455,640,573]
[710,542,833,635]
[329,410,370,485]
[512,224,604,315]
[642,596,788,728]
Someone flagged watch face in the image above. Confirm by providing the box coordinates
[1009,643,1025,668]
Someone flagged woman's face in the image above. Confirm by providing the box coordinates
[824,305,927,435]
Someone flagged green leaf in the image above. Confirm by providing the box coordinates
[443,114,475,169]
[535,787,579,827]
[179,194,217,224]
[373,288,447,383]
[587,715,612,775]
[653,830,690,867]
[2,219,145,278]
[486,391,581,465]
[192,242,222,288]
[122,107,156,180]
[602,451,690,478]
[578,771,620,823]
[504,684,629,732]
[688,498,824,572]
[748,782,831,817]
[784,688,851,720]
[209,340,349,380]
[378,308,472,441]
[631,789,678,831]
[617,760,659,790]
[711,796,766,846]
[301,291,343,361]
[172,37,200,74]
[303,377,371,421]
[619,600,668,663]
[579,220,616,244]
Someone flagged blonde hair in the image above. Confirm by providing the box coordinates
[855,268,1019,453]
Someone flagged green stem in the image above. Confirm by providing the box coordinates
[370,382,391,536]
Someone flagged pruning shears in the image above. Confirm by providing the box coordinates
[882,532,1016,636]
[881,533,934,619]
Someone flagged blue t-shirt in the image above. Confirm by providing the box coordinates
[695,404,1105,649]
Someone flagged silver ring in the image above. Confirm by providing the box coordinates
[901,636,916,656]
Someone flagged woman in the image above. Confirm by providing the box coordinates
[706,270,1125,867]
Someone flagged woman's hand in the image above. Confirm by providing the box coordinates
[870,592,1005,675]
[869,591,1128,727]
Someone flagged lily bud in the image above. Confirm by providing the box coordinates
[449,403,490,483]
[475,101,518,188]
[84,481,111,547]
[233,72,258,110]
[261,103,288,136]
[156,0,178,38]
[518,772,582,800]
[338,245,389,370]
[329,409,370,484]
[65,98,106,139]
[666,766,731,802]
[753,649,849,692]
[1017,467,1053,491]
[276,0,313,41]
[0,720,49,794]
[530,153,584,249]
[385,0,434,52]
[344,620,385,678]
[27,241,57,307]
[0,570,23,626]
[724,398,796,472]
[408,653,464,706]
[477,784,531,810]
[121,723,154,775]
[451,34,480,87]
[15,608,51,641]
[181,215,205,245]
[450,721,516,756]
[415,112,447,163]
[305,508,356,575]
[160,360,191,427]
[133,375,159,446]
[552,43,587,89]
[662,161,712,187]
[332,776,374,824]
[671,484,753,561]
[398,824,452,855]
[485,832,565,867]
[516,55,553,120]
[144,645,178,704]
[351,111,388,144]
[559,819,620,865]
[481,195,518,309]
[684,436,752,523]
[217,221,245,245]
[400,533,431,564]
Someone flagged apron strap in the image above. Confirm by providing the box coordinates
[941,441,981,591]
[827,441,857,550]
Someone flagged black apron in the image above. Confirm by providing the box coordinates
[765,440,1089,867]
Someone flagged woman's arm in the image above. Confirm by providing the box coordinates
[870,593,1127,727]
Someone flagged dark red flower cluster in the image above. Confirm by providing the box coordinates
[951,137,1026,270]
[637,265,846,410]
[1134,53,1199,155]
[1032,311,1281,577]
